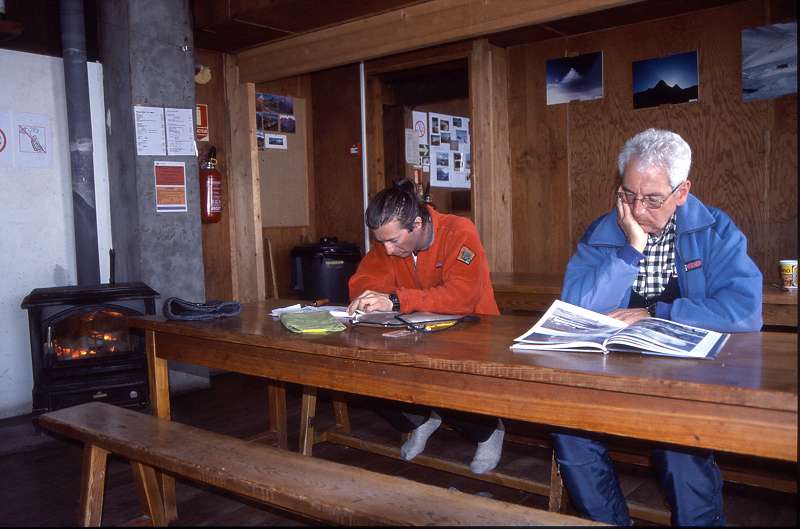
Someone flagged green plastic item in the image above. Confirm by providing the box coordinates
[279,311,347,334]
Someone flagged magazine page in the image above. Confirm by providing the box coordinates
[514,300,626,347]
[605,318,726,359]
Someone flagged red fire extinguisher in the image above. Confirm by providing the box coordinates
[199,146,223,223]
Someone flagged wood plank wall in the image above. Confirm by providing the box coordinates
[507,0,797,283]
[196,48,233,301]
[310,65,366,254]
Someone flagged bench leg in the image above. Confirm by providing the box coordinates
[332,393,351,433]
[299,386,317,456]
[548,450,568,512]
[268,381,289,449]
[79,444,109,526]
[145,329,178,523]
[131,461,168,526]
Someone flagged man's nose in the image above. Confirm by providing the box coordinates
[631,198,649,215]
[383,242,396,255]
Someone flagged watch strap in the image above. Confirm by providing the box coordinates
[388,292,401,312]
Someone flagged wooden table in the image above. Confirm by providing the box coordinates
[130,302,797,520]
[492,273,798,327]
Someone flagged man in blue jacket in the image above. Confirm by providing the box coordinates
[556,128,762,526]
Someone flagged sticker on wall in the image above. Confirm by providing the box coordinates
[741,21,797,102]
[632,51,698,109]
[195,104,209,141]
[0,110,12,168]
[154,161,187,212]
[546,51,604,105]
[14,112,52,168]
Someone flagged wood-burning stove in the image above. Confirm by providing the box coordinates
[21,282,159,414]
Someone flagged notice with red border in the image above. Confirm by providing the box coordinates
[154,161,187,212]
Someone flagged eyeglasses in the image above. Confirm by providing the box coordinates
[616,184,682,210]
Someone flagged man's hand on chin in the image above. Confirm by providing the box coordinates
[606,307,649,325]
[347,290,393,314]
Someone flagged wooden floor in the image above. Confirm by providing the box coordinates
[1,372,796,526]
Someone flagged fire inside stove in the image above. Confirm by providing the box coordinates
[47,309,134,361]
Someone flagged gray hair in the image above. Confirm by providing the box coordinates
[617,128,692,188]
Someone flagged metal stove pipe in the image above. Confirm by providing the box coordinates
[60,0,100,285]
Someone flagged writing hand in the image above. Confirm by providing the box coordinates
[606,307,649,325]
[616,188,647,253]
[347,290,393,314]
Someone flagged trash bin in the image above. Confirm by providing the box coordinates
[290,237,362,304]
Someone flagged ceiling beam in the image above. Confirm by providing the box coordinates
[236,0,643,83]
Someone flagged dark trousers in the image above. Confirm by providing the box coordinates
[377,400,497,444]
[552,432,725,526]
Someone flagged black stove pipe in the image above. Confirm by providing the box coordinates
[60,0,100,285]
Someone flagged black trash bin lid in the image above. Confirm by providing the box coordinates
[291,236,361,258]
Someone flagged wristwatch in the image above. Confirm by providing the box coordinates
[647,302,657,317]
[388,292,401,312]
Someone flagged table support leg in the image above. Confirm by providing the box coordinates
[268,381,288,449]
[332,393,351,433]
[299,386,317,456]
[145,330,178,523]
[548,450,568,512]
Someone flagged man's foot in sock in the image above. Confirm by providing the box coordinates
[400,410,442,461]
[469,419,505,474]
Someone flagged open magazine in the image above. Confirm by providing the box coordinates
[351,311,475,330]
[511,300,729,359]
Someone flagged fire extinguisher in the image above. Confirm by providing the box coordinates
[199,146,223,223]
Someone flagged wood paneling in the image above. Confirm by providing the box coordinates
[196,49,233,301]
[507,0,797,279]
[236,0,645,83]
[311,65,366,253]
[471,39,514,272]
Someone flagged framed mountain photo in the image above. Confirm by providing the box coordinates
[632,51,699,109]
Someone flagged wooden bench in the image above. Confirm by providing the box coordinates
[39,402,599,527]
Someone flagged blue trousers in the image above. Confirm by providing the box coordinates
[552,432,725,526]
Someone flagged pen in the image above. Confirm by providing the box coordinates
[423,321,457,332]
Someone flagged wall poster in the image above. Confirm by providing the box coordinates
[428,112,470,189]
[154,161,187,213]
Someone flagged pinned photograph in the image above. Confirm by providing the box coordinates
[279,115,296,133]
[452,117,462,127]
[742,22,797,102]
[262,112,279,132]
[632,51,698,109]
[546,51,603,105]
[456,130,468,143]
[453,152,463,172]
[436,151,449,167]
[256,93,294,115]
[441,131,451,143]
[431,116,439,134]
[436,167,450,181]
[265,133,287,149]
[440,120,450,132]
[430,134,440,146]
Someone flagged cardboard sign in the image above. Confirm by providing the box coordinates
[195,104,209,142]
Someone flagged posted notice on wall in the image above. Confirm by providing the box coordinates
[165,107,196,156]
[134,106,166,156]
[154,161,187,212]
[14,112,52,168]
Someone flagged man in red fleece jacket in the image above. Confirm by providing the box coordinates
[347,179,503,474]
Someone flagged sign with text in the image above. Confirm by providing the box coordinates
[154,161,187,212]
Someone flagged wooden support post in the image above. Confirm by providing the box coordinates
[131,461,168,526]
[223,53,266,302]
[470,38,513,273]
[268,381,288,449]
[299,386,318,456]
[79,444,109,526]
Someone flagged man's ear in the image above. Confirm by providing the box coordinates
[413,216,423,231]
[675,180,691,206]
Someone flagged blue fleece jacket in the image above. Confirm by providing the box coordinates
[561,194,763,332]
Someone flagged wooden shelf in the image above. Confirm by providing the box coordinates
[0,19,23,40]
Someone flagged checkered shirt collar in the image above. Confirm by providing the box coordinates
[632,214,677,300]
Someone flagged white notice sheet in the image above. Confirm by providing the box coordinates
[134,106,166,156]
[165,107,196,156]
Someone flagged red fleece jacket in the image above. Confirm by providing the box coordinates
[348,207,499,316]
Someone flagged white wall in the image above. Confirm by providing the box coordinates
[0,50,111,419]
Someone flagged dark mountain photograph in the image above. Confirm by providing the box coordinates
[632,51,699,109]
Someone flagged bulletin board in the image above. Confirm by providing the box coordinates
[259,98,309,227]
